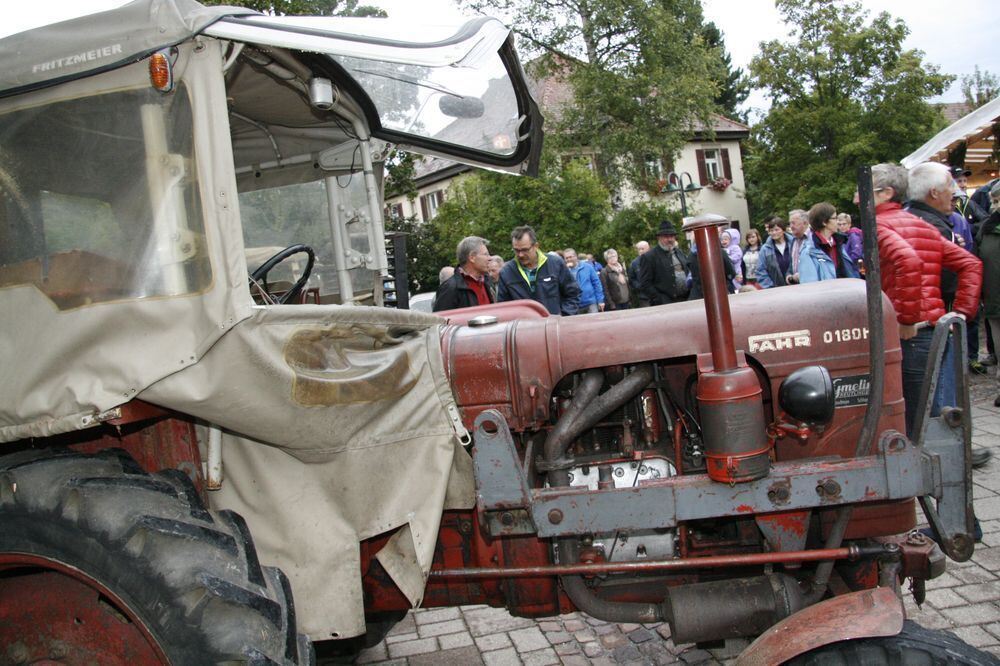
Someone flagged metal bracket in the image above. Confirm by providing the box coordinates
[472,410,536,535]
[755,511,811,553]
[918,411,974,561]
[910,314,975,562]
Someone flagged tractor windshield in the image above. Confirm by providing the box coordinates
[328,47,522,157]
[204,15,539,174]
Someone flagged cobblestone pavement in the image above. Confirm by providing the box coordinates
[354,374,1000,665]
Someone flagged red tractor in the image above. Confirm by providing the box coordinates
[0,2,991,664]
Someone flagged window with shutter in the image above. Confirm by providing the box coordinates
[696,149,707,184]
[419,190,444,220]
[702,149,722,181]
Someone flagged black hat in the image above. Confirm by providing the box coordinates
[656,220,679,236]
[950,166,972,178]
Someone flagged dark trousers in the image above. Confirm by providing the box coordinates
[900,328,955,439]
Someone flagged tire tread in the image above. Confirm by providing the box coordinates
[0,447,311,664]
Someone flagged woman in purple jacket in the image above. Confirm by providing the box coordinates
[837,213,864,270]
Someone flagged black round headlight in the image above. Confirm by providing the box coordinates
[778,366,835,426]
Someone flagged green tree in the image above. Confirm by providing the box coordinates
[395,155,611,293]
[384,150,418,202]
[594,200,684,260]
[961,66,1000,110]
[746,0,951,216]
[701,22,750,122]
[199,0,385,17]
[462,0,721,189]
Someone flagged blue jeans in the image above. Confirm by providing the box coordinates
[900,327,955,439]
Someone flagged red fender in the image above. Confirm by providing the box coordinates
[735,587,904,666]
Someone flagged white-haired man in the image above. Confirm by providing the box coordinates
[786,209,810,284]
[906,162,974,309]
[628,240,649,302]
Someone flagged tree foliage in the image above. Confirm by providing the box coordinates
[462,0,722,189]
[961,66,1000,110]
[389,155,614,293]
[199,0,385,17]
[383,150,418,202]
[599,200,684,253]
[701,22,750,123]
[745,0,951,217]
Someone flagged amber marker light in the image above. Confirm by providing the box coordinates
[149,50,174,92]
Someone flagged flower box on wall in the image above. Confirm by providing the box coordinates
[707,177,731,192]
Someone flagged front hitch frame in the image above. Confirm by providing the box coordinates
[911,313,975,561]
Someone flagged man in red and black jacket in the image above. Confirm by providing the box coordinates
[869,163,988,469]
[433,236,495,312]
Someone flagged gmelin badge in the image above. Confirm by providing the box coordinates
[832,374,871,407]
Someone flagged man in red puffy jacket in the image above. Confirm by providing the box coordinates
[869,164,987,467]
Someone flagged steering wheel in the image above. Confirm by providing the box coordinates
[249,244,316,304]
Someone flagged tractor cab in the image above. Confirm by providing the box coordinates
[0,0,540,442]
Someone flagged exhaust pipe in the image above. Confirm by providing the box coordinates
[684,214,770,483]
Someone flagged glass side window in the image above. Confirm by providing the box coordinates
[0,85,209,310]
[239,176,374,298]
[331,51,521,157]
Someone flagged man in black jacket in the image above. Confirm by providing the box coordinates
[906,162,969,308]
[628,241,649,286]
[433,236,494,312]
[905,162,991,470]
[638,221,690,306]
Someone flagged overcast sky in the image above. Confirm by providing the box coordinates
[7,0,999,116]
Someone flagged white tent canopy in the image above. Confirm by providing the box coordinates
[902,96,1000,172]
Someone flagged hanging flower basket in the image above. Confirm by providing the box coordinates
[707,177,731,192]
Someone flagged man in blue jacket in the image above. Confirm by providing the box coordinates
[563,248,604,313]
[497,226,580,316]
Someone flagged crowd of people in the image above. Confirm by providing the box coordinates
[431,161,1000,476]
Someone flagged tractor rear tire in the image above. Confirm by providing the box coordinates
[0,447,312,665]
[787,619,997,665]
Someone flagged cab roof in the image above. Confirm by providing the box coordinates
[0,0,255,99]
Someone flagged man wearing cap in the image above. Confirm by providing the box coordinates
[638,221,690,306]
[952,166,989,232]
[948,167,988,374]
[497,225,580,316]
